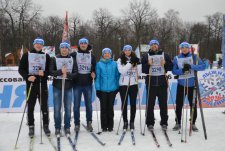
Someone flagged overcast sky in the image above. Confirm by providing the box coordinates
[37,0,225,22]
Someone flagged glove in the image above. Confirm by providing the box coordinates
[182,64,191,73]
[96,90,102,99]
[130,57,140,66]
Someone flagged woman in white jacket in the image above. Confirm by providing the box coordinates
[117,45,142,130]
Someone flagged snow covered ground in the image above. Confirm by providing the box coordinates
[1,108,225,151]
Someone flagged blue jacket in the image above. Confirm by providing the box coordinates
[172,53,205,87]
[95,58,120,92]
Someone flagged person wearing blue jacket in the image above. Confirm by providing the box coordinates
[95,48,120,132]
[172,42,205,131]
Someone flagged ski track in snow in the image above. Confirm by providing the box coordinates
[1,108,225,151]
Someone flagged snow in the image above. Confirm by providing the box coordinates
[1,108,225,151]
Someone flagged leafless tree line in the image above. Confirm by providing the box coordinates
[0,0,223,65]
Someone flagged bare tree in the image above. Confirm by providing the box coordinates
[123,0,157,53]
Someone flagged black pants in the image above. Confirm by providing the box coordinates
[99,91,116,130]
[26,82,49,126]
[119,85,138,123]
[146,86,168,126]
[175,84,197,124]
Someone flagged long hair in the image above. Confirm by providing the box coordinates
[119,51,137,65]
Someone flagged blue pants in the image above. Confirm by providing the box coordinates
[73,85,92,125]
[53,86,72,129]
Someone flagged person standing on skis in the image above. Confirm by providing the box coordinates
[117,45,141,130]
[141,39,173,130]
[71,38,96,132]
[50,42,78,136]
[95,48,120,132]
[172,42,205,131]
[19,37,51,137]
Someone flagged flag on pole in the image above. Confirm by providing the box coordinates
[62,11,70,43]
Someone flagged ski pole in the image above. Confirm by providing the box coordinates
[93,80,101,135]
[181,73,188,142]
[143,58,152,136]
[184,77,189,143]
[61,77,65,135]
[116,75,131,135]
[39,76,43,144]
[14,83,33,149]
[135,65,143,135]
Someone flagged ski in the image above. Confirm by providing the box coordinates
[82,124,106,146]
[29,137,34,151]
[56,135,61,151]
[162,130,172,147]
[66,134,77,151]
[149,129,160,148]
[46,136,57,151]
[131,130,135,145]
[118,129,126,145]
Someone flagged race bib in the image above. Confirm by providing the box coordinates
[124,68,136,77]
[76,52,91,74]
[177,56,194,79]
[56,57,73,79]
[148,53,165,76]
[28,52,46,75]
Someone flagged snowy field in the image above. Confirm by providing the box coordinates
[1,108,225,151]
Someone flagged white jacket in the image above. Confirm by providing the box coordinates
[117,58,142,86]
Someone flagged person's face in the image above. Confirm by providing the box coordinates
[80,43,88,51]
[124,50,131,57]
[181,47,190,54]
[34,43,43,51]
[60,47,69,56]
[150,44,159,52]
[103,52,111,59]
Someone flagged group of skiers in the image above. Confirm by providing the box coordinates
[18,37,205,138]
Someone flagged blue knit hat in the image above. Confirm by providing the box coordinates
[123,45,132,51]
[79,38,88,45]
[33,37,44,45]
[149,39,159,46]
[179,42,190,48]
[102,48,112,55]
[60,42,70,48]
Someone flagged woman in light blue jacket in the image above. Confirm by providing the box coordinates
[95,48,120,132]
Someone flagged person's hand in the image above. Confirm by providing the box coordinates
[61,66,68,74]
[130,57,140,66]
[91,72,96,79]
[148,58,153,65]
[62,73,67,78]
[161,59,166,66]
[28,76,36,82]
[182,64,191,73]
[38,70,44,77]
